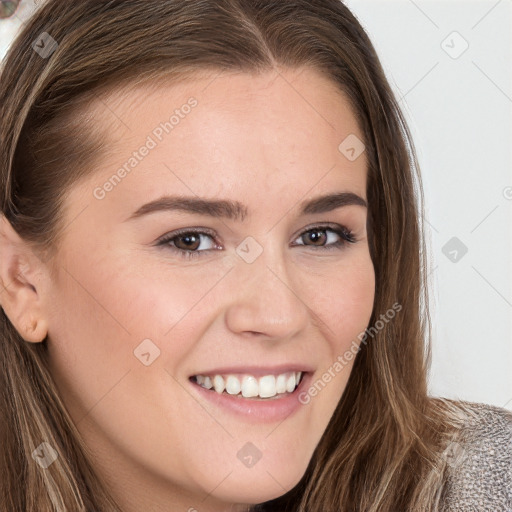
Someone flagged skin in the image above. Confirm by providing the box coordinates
[0,67,375,512]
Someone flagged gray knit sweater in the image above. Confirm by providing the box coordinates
[441,401,512,511]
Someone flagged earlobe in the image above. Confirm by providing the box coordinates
[20,315,49,343]
[0,214,49,344]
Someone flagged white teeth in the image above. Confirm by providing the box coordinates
[286,373,296,393]
[225,375,241,395]
[276,374,287,394]
[241,376,259,398]
[193,371,304,399]
[213,375,225,393]
[259,375,276,398]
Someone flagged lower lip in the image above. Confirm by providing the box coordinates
[189,372,312,423]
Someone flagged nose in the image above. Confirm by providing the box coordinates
[223,241,311,340]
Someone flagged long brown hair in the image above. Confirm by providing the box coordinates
[0,1,464,510]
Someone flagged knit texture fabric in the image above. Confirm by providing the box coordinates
[442,401,512,512]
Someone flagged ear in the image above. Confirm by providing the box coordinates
[0,214,49,343]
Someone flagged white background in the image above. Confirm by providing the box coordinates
[1,0,511,411]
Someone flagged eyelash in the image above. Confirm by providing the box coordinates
[155,224,358,260]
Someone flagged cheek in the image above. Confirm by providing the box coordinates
[44,261,210,482]
[297,254,374,429]
[45,251,218,392]
[306,251,375,351]
[44,257,185,420]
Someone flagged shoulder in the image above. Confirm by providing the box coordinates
[440,399,512,511]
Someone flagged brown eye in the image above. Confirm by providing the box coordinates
[295,225,356,250]
[302,229,328,247]
[173,233,202,251]
[156,224,356,262]
[156,229,218,260]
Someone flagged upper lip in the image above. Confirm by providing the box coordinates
[190,364,314,378]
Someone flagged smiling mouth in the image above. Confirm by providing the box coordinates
[189,371,306,400]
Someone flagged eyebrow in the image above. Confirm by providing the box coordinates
[124,191,367,223]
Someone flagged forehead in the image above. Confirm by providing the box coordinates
[92,66,364,158]
[69,67,368,220]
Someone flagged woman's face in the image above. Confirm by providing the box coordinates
[40,67,375,511]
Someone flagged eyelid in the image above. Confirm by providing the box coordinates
[291,222,354,242]
[155,223,356,248]
[154,223,359,264]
